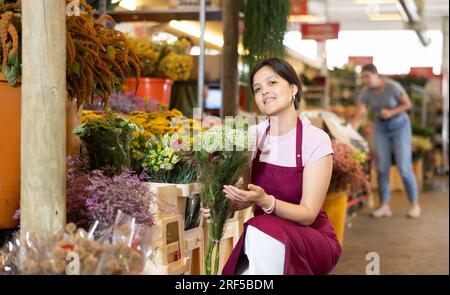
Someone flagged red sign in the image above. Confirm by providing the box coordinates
[300,23,340,41]
[348,56,374,65]
[290,0,308,15]
[409,67,434,78]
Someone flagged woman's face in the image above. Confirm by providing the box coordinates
[252,66,297,116]
[361,71,379,88]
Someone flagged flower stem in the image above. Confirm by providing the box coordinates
[213,241,221,275]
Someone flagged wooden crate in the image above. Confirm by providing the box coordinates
[147,183,179,219]
[143,214,190,275]
[144,183,190,274]
[184,225,205,275]
[176,183,203,229]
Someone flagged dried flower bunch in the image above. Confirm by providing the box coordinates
[0,1,21,85]
[1,221,155,275]
[66,156,156,230]
[66,0,141,108]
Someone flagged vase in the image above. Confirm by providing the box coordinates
[322,191,348,246]
[124,77,174,106]
[0,76,82,228]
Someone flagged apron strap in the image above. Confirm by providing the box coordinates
[295,118,303,168]
[255,124,270,160]
[255,118,303,168]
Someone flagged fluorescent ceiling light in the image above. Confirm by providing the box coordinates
[119,0,137,11]
[168,20,224,47]
[368,13,403,21]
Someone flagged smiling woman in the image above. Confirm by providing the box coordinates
[203,57,343,275]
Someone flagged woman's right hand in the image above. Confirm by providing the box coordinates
[200,206,212,224]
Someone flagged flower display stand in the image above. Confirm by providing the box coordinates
[144,183,189,274]
[176,183,205,274]
[175,183,199,220]
[143,213,190,275]
[184,224,205,275]
[322,191,348,246]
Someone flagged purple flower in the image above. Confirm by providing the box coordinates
[67,157,155,229]
[84,92,163,114]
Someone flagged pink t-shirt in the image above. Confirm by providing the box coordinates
[250,116,333,167]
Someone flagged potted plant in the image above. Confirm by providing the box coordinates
[125,36,193,106]
[323,141,370,246]
[0,1,21,229]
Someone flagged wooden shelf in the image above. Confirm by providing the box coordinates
[100,8,222,22]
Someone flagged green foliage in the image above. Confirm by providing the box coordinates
[392,75,428,88]
[74,109,141,175]
[194,125,253,274]
[412,123,434,138]
[242,0,290,70]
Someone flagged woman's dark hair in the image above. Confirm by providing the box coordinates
[249,57,303,110]
[361,63,379,75]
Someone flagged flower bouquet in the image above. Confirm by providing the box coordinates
[128,36,193,81]
[74,110,141,175]
[194,124,253,275]
[329,141,370,196]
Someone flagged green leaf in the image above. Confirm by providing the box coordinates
[71,61,80,75]
[106,45,116,59]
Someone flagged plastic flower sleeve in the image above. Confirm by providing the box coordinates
[184,192,201,230]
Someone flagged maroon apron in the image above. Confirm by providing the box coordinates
[222,119,341,275]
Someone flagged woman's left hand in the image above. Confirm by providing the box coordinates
[223,184,269,207]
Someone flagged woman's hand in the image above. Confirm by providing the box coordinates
[223,184,272,209]
[379,108,393,120]
[200,206,212,224]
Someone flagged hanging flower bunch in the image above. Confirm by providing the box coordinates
[329,141,370,196]
[66,0,141,108]
[0,1,21,85]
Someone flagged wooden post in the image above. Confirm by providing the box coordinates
[20,0,67,237]
[221,0,239,117]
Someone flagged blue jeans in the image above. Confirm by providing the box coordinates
[375,112,418,204]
